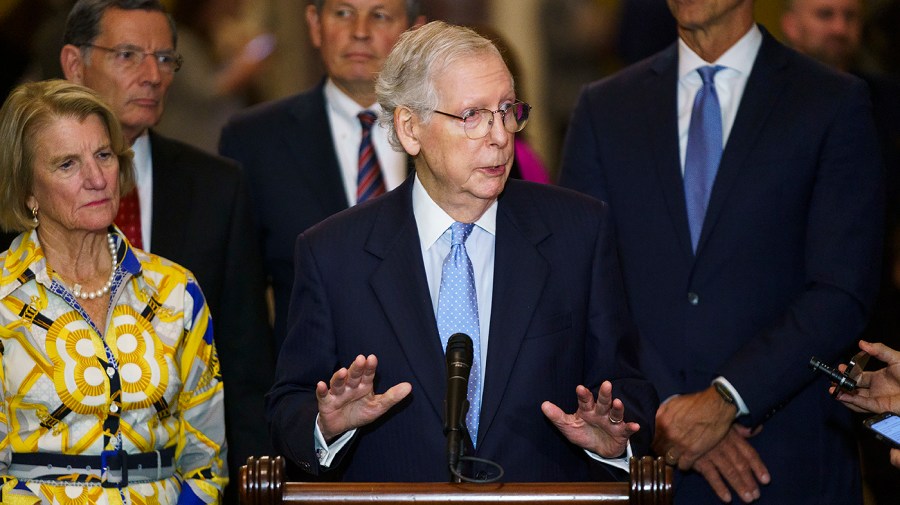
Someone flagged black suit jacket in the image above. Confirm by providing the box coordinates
[268,177,659,482]
[219,83,350,351]
[148,132,275,503]
[560,28,883,504]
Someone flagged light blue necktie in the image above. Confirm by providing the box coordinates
[437,222,482,445]
[684,65,724,252]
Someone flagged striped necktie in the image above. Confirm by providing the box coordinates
[357,110,386,203]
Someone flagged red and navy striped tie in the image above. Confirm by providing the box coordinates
[356,110,386,203]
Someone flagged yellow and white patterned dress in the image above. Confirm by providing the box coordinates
[0,229,227,504]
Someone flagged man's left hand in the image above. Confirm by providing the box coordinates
[541,381,639,458]
[654,387,736,470]
[692,425,770,503]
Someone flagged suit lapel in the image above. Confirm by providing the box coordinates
[647,47,695,259]
[477,185,550,446]
[288,83,350,214]
[367,180,447,421]
[698,28,788,253]
[148,132,191,256]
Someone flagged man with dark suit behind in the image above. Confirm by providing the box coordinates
[58,2,275,503]
[267,21,658,482]
[560,0,882,503]
[219,0,424,351]
[782,2,900,502]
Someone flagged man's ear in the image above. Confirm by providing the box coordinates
[60,44,86,83]
[395,106,421,156]
[305,4,323,49]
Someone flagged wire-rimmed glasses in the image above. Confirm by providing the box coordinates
[82,43,183,74]
[432,100,531,140]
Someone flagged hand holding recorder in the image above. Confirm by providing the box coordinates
[830,340,900,469]
[833,341,900,416]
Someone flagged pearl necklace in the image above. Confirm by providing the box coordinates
[71,233,118,300]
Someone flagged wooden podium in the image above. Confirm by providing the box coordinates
[240,455,672,505]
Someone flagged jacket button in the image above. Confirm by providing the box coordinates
[687,292,700,305]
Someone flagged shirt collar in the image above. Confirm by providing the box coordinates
[412,174,498,251]
[0,229,45,298]
[324,78,382,120]
[131,131,152,183]
[0,228,143,299]
[113,228,143,276]
[678,23,762,80]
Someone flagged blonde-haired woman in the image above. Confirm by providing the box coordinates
[0,79,226,504]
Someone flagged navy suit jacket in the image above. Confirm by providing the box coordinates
[560,29,883,504]
[148,132,274,504]
[267,177,659,482]
[219,83,354,350]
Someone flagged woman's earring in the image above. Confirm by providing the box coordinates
[31,206,39,227]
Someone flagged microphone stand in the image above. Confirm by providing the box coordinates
[447,404,470,483]
[448,430,463,483]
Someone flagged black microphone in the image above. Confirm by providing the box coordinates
[444,333,473,480]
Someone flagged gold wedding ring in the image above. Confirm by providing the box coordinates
[608,414,622,424]
[665,448,679,466]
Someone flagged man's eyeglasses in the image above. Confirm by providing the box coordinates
[433,100,531,140]
[82,44,183,74]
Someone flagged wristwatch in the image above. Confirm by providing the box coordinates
[713,380,737,407]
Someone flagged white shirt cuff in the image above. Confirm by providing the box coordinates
[585,441,633,473]
[314,414,357,467]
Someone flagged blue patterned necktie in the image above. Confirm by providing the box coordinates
[357,110,386,203]
[683,65,724,252]
[437,222,482,446]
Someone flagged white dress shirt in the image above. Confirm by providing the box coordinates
[677,24,762,173]
[324,79,408,205]
[676,25,762,416]
[414,175,496,371]
[130,132,154,251]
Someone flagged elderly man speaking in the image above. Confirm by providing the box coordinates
[267,21,658,482]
